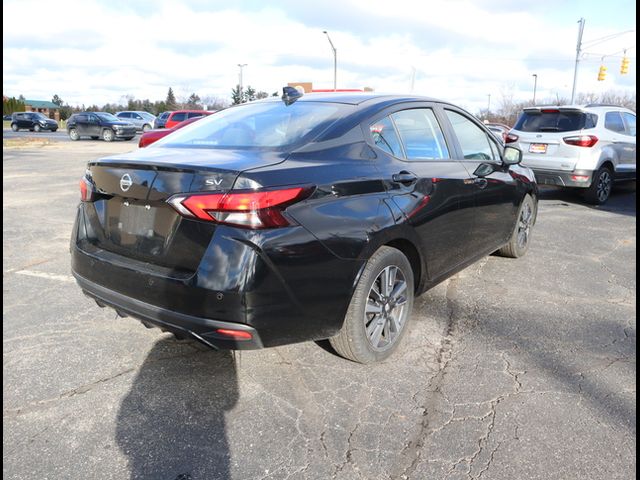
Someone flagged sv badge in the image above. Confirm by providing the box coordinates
[205,178,224,186]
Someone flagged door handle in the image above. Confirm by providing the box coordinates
[473,177,488,189]
[392,171,418,185]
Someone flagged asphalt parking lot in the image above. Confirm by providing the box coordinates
[3,140,636,480]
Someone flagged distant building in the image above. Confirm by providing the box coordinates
[24,100,60,121]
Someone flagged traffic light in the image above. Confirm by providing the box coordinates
[620,57,630,75]
[597,65,607,81]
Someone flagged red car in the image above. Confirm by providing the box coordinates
[164,110,213,129]
[138,116,206,148]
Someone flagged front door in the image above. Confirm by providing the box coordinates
[441,108,521,253]
[367,105,479,281]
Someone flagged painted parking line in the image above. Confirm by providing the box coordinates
[15,270,75,283]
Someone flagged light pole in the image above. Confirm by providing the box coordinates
[237,63,247,101]
[570,18,585,104]
[323,30,337,91]
[532,74,538,104]
[487,94,491,114]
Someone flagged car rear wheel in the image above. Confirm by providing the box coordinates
[68,128,80,141]
[497,194,535,258]
[11,123,18,132]
[102,129,114,142]
[123,136,134,141]
[142,124,151,132]
[583,166,613,205]
[34,124,41,132]
[330,246,414,364]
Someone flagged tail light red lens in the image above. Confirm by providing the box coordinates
[563,135,598,147]
[168,187,312,229]
[215,328,253,340]
[505,133,519,144]
[79,177,93,201]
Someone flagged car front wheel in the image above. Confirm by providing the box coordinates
[497,194,535,258]
[34,124,41,132]
[584,166,613,205]
[330,246,414,363]
[68,128,80,141]
[102,129,114,142]
[11,123,18,131]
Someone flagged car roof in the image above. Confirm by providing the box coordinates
[257,92,452,108]
[523,104,634,113]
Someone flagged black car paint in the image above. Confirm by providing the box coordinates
[67,112,136,140]
[71,94,537,350]
[10,112,58,131]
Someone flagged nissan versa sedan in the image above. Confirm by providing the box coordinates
[71,90,537,363]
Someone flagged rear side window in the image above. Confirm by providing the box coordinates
[514,111,596,132]
[369,116,403,158]
[622,112,636,136]
[76,114,88,122]
[445,110,498,161]
[605,111,626,133]
[187,112,204,119]
[171,112,187,123]
[390,108,449,160]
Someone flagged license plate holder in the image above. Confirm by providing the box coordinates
[118,204,156,237]
[529,143,548,154]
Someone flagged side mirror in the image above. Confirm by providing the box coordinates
[503,146,522,166]
[473,163,496,177]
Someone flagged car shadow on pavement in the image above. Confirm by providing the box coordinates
[115,338,238,480]
[538,183,636,217]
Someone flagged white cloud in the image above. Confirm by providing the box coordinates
[2,0,635,113]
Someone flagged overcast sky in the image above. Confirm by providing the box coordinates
[3,0,636,112]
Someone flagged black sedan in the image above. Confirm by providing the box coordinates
[71,89,537,363]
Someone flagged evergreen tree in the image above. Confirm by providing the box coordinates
[166,88,177,110]
[51,94,63,106]
[231,85,243,105]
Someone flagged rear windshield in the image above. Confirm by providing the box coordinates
[514,111,597,132]
[157,101,348,149]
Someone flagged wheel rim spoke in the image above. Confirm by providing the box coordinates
[365,301,383,314]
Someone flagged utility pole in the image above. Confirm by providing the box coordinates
[323,31,337,91]
[237,63,247,101]
[487,94,491,114]
[570,18,585,104]
[410,67,416,93]
[532,74,538,104]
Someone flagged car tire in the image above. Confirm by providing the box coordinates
[11,123,18,132]
[90,136,99,140]
[102,129,114,142]
[123,136,134,141]
[142,124,151,133]
[329,246,414,364]
[34,124,41,132]
[497,194,535,258]
[68,128,80,141]
[52,128,57,132]
[583,166,613,205]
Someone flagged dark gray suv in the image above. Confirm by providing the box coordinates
[10,112,59,132]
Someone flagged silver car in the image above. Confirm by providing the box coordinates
[115,111,156,132]
[507,104,636,204]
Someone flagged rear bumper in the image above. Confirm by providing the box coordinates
[532,168,594,188]
[74,272,263,350]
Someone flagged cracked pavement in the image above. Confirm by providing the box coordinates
[3,142,636,479]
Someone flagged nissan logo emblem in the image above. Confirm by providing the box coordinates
[120,174,133,192]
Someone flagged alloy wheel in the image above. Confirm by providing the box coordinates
[364,265,409,351]
[517,202,533,249]
[596,170,612,203]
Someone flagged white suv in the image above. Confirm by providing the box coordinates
[507,104,636,204]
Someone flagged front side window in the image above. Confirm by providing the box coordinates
[118,112,130,118]
[605,111,626,133]
[446,110,498,161]
[369,116,403,157]
[95,112,119,122]
[390,108,449,160]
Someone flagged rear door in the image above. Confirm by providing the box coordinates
[605,111,636,176]
[367,104,479,279]
[74,114,91,136]
[86,114,102,137]
[442,108,519,252]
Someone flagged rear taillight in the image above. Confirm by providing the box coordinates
[79,177,94,201]
[168,187,313,229]
[505,133,519,144]
[563,135,598,147]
